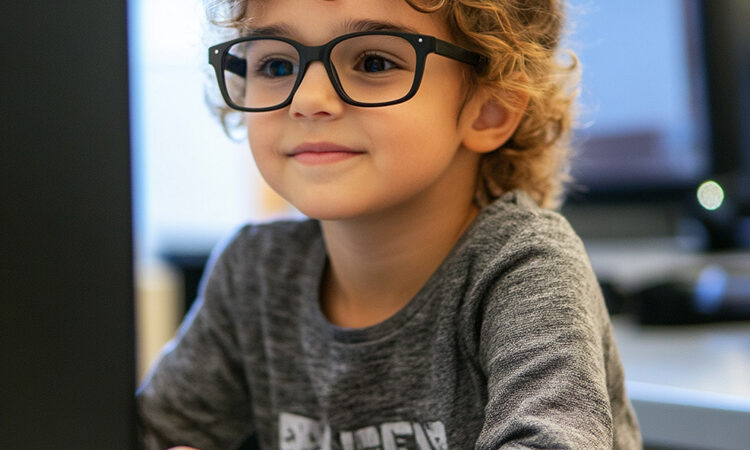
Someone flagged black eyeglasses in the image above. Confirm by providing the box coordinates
[208,31,483,112]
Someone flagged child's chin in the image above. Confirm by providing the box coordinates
[294,202,371,222]
[298,207,357,222]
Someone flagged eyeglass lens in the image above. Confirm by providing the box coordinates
[223,35,418,109]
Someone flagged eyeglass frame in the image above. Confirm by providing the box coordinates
[208,30,485,112]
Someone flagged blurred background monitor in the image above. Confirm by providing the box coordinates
[571,0,709,194]
[563,0,750,250]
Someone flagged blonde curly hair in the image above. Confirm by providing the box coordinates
[204,0,579,209]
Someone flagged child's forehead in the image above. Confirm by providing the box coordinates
[243,0,450,41]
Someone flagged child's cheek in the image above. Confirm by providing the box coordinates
[246,115,277,154]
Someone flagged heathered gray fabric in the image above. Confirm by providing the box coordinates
[137,190,641,449]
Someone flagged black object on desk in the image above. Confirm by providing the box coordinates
[632,265,750,325]
[163,251,211,316]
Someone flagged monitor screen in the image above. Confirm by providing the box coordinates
[568,0,710,195]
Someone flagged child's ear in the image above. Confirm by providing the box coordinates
[461,91,528,154]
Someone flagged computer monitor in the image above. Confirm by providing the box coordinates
[564,0,750,250]
[0,2,137,449]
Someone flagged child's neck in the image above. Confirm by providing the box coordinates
[318,195,479,328]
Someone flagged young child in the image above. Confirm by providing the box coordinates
[137,0,642,448]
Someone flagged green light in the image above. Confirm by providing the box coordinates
[697,180,724,211]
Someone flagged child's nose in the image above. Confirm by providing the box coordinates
[289,62,344,120]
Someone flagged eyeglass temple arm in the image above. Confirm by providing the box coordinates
[225,54,247,77]
[434,39,484,68]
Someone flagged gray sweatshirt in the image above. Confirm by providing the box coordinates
[137,190,641,449]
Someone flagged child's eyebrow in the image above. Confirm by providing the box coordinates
[246,19,419,38]
[246,23,295,38]
[344,19,420,34]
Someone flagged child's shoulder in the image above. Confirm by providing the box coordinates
[460,191,605,338]
[469,189,583,257]
[206,218,325,281]
[456,190,599,305]
[228,218,322,253]
[240,218,321,244]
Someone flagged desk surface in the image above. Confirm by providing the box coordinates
[613,317,750,399]
[611,317,750,450]
[588,240,750,449]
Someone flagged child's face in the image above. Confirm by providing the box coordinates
[245,0,483,220]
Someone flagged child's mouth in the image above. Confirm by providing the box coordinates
[289,142,365,165]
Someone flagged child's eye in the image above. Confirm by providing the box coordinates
[355,53,399,73]
[257,58,298,78]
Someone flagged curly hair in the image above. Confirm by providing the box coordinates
[203,0,579,209]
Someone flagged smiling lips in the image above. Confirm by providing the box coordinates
[289,142,365,165]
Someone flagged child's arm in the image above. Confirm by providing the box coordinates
[136,238,254,449]
[471,221,640,448]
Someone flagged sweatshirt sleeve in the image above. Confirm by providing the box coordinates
[472,218,624,449]
[136,235,254,450]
